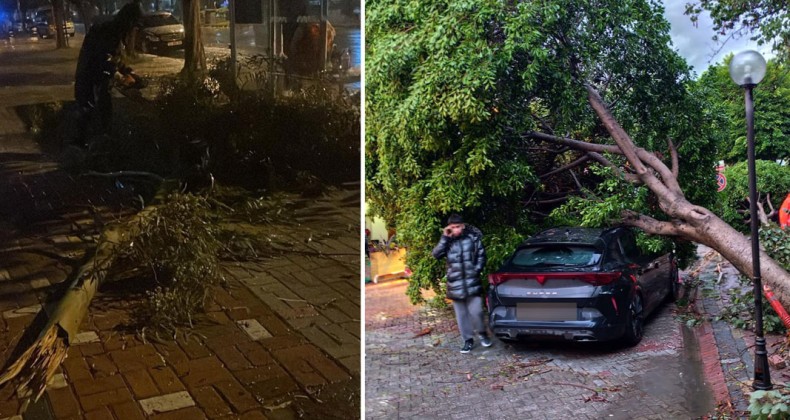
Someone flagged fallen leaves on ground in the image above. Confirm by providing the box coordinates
[413,327,432,338]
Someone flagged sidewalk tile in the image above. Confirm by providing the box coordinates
[110,401,145,420]
[139,391,196,416]
[191,386,233,418]
[237,319,272,341]
[213,380,260,413]
[148,367,186,394]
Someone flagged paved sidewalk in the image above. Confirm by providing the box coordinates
[693,245,790,417]
[0,42,359,419]
[365,278,718,419]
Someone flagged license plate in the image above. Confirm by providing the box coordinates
[517,302,577,321]
[167,41,182,46]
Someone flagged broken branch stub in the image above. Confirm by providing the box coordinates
[0,180,179,409]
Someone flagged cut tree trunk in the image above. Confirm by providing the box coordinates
[0,180,178,410]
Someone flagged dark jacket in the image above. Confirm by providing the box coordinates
[432,225,486,300]
[74,21,131,107]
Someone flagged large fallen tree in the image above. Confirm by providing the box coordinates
[525,85,790,306]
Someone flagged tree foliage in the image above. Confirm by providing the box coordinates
[717,160,790,230]
[696,57,790,163]
[366,0,721,303]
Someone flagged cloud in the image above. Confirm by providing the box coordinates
[660,0,772,77]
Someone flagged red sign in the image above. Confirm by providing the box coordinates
[716,173,727,192]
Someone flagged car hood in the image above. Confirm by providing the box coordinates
[143,25,183,36]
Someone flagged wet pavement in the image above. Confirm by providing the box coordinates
[365,276,718,419]
[0,33,360,419]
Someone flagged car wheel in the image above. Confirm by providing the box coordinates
[621,293,644,347]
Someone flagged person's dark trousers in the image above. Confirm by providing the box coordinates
[451,295,486,341]
[95,80,112,134]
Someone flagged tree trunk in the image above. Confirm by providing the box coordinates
[528,84,790,309]
[181,0,206,78]
[52,0,68,49]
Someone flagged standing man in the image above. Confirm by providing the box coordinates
[432,213,492,353]
[74,2,141,146]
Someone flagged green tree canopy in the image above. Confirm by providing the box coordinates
[718,160,790,230]
[366,0,721,302]
[696,56,790,163]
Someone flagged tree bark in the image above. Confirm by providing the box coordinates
[527,84,790,308]
[52,0,68,49]
[181,0,206,78]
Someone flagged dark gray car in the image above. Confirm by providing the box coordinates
[487,227,680,346]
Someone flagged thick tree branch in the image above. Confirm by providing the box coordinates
[525,131,620,154]
[668,138,679,179]
[620,210,703,243]
[585,85,684,204]
[539,155,590,179]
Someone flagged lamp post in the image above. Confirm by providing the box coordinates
[729,50,772,391]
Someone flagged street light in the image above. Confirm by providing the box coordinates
[729,50,772,391]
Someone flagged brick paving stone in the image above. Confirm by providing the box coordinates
[148,367,186,394]
[85,354,120,378]
[178,357,235,388]
[237,342,274,366]
[204,332,250,353]
[73,375,126,396]
[79,387,134,412]
[78,342,105,357]
[190,386,233,418]
[123,369,160,399]
[83,406,114,420]
[237,319,273,341]
[110,401,146,420]
[213,380,261,413]
[238,410,269,420]
[109,345,166,372]
[178,337,213,360]
[72,331,100,344]
[139,391,196,416]
[148,407,206,420]
[0,400,20,419]
[214,345,254,371]
[234,364,290,385]
[152,342,189,366]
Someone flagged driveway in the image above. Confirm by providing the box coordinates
[365,279,716,419]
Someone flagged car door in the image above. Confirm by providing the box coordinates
[619,231,664,314]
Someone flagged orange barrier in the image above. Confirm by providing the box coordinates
[763,284,790,329]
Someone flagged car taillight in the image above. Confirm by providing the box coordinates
[488,272,622,286]
[488,273,506,286]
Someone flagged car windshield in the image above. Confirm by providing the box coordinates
[510,245,602,267]
[142,14,179,27]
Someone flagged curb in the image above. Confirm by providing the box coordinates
[695,259,752,415]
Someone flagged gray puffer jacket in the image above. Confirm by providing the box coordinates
[431,225,486,300]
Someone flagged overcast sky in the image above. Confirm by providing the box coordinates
[660,0,774,78]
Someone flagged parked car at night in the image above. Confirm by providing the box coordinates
[136,12,184,53]
[487,227,680,346]
[33,7,75,38]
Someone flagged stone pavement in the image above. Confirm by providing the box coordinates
[0,40,359,419]
[693,245,790,417]
[365,277,719,419]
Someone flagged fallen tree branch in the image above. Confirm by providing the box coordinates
[0,180,179,409]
